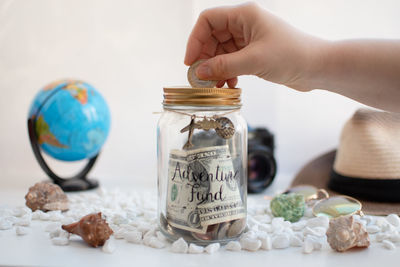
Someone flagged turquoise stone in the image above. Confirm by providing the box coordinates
[270,193,305,222]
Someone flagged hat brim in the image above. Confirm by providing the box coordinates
[291,150,400,216]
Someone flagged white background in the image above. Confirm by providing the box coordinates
[0,0,399,189]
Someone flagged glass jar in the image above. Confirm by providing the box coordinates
[157,87,247,245]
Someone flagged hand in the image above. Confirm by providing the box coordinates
[184,2,325,90]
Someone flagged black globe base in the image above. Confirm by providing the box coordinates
[28,118,101,192]
[55,177,99,192]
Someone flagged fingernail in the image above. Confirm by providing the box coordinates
[196,64,212,78]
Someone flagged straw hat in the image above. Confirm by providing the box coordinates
[292,108,400,215]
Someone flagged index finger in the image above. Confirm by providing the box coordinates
[184,7,232,65]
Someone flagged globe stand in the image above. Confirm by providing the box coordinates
[28,118,99,192]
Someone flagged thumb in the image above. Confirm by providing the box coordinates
[196,48,257,80]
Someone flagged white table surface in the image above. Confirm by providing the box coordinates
[1,175,399,267]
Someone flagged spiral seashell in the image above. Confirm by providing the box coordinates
[326,215,370,252]
[62,212,113,247]
[25,182,68,212]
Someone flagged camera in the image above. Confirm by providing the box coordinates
[190,126,277,193]
[247,127,277,193]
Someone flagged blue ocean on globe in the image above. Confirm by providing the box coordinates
[28,79,111,161]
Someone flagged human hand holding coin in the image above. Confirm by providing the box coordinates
[184,2,325,90]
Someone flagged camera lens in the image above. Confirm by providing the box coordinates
[247,148,277,193]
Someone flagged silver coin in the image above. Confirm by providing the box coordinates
[187,59,217,88]
[217,222,231,240]
[227,218,246,238]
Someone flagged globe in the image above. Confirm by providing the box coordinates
[28,79,111,162]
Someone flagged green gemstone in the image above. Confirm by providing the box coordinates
[270,193,305,222]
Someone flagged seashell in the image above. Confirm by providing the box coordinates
[62,212,113,247]
[326,215,370,252]
[25,182,68,212]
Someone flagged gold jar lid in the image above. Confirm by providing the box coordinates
[163,87,241,106]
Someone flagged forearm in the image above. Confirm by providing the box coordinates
[304,40,400,112]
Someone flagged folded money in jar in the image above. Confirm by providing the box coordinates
[157,72,247,244]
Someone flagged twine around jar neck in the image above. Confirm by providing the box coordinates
[153,107,241,120]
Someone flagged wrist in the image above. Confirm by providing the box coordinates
[287,38,333,92]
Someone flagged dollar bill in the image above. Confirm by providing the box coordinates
[166,145,245,234]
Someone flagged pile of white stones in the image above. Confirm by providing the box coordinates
[0,187,399,254]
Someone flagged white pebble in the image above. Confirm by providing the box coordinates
[0,218,13,230]
[362,215,375,225]
[258,223,272,233]
[146,237,165,249]
[390,233,400,243]
[304,207,314,218]
[12,207,31,217]
[366,225,380,234]
[156,231,167,242]
[305,235,323,250]
[302,238,314,254]
[52,237,69,246]
[272,234,290,249]
[113,228,126,239]
[291,220,307,231]
[307,216,329,229]
[45,223,61,233]
[15,214,32,227]
[303,227,326,237]
[241,231,257,240]
[15,226,30,236]
[240,237,262,251]
[102,238,116,254]
[205,243,220,254]
[124,231,142,244]
[376,233,391,242]
[383,240,396,250]
[31,210,43,220]
[39,212,51,221]
[171,238,188,253]
[376,217,388,228]
[188,243,204,254]
[271,217,284,228]
[48,211,64,222]
[290,235,303,247]
[253,214,271,224]
[225,241,241,251]
[247,216,260,228]
[49,229,69,239]
[259,235,272,250]
[381,223,396,233]
[386,214,400,227]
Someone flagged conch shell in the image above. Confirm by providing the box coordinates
[326,215,370,252]
[62,212,113,247]
[25,182,69,212]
